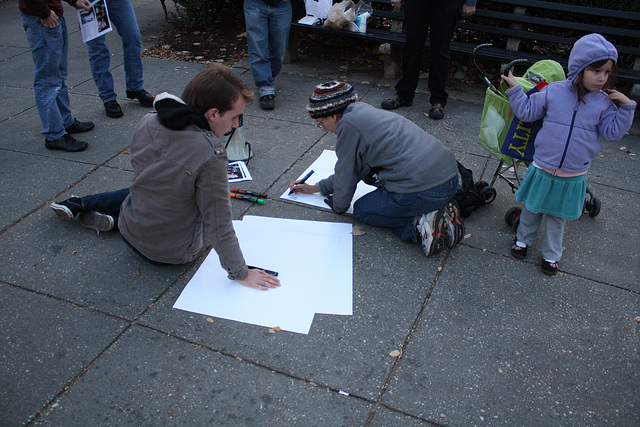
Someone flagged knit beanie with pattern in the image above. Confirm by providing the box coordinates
[307,81,358,118]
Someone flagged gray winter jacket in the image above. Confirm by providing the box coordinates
[118,97,247,280]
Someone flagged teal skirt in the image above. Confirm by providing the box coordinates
[515,166,587,220]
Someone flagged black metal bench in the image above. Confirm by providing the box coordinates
[287,0,640,91]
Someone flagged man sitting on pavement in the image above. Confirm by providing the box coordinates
[50,64,280,291]
[289,81,465,256]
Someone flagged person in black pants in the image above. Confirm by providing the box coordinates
[381,0,476,120]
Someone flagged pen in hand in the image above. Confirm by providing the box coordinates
[288,169,314,195]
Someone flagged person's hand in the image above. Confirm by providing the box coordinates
[237,268,281,291]
[606,89,633,105]
[390,0,402,9]
[501,70,518,88]
[41,11,59,28]
[74,0,92,11]
[461,4,476,17]
[288,181,318,195]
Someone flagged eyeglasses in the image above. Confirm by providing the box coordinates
[315,117,326,128]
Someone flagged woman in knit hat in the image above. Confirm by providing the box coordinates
[289,81,464,257]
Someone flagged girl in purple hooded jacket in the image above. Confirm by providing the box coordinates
[501,33,636,275]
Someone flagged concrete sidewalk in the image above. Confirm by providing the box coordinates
[1,0,638,425]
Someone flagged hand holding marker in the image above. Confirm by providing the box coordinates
[289,169,315,195]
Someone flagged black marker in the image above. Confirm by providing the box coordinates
[289,169,315,195]
[248,265,279,277]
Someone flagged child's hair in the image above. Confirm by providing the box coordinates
[574,59,617,103]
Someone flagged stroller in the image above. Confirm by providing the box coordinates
[473,44,602,231]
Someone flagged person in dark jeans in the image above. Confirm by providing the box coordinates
[381,0,476,120]
[51,64,280,291]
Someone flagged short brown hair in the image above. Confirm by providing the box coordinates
[181,63,253,115]
[574,59,617,103]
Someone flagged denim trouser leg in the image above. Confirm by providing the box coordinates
[353,176,458,242]
[87,0,143,102]
[81,188,130,216]
[244,0,292,97]
[22,14,73,140]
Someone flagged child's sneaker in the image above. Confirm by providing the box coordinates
[417,209,446,256]
[50,196,82,221]
[443,200,465,248]
[79,211,114,232]
[541,260,559,275]
[511,238,528,259]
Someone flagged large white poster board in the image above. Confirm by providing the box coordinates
[173,216,353,334]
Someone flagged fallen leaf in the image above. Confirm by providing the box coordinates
[206,317,214,323]
[272,326,281,331]
[352,225,366,236]
[136,268,141,276]
[389,349,401,357]
[437,266,443,272]
[498,368,504,373]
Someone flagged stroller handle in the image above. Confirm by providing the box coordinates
[472,44,500,94]
[504,59,529,75]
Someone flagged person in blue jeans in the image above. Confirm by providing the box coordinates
[50,64,281,291]
[243,0,292,110]
[19,0,96,152]
[86,0,154,118]
[289,81,465,257]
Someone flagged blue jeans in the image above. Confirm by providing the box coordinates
[22,14,74,140]
[243,0,292,97]
[353,176,459,242]
[86,0,144,102]
[81,188,129,216]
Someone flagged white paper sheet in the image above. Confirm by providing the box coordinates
[280,149,377,214]
[173,216,353,334]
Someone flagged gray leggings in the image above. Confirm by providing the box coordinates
[516,207,566,262]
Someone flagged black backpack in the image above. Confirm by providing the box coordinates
[454,162,497,217]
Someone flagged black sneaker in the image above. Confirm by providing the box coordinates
[104,100,123,118]
[443,201,465,248]
[126,89,155,107]
[79,211,115,232]
[259,94,275,110]
[50,196,82,220]
[64,118,95,134]
[45,134,88,152]
[511,238,527,259]
[381,94,412,110]
[428,103,445,120]
[541,260,559,275]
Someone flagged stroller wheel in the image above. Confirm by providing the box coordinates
[583,187,601,217]
[512,214,521,232]
[480,186,497,204]
[586,196,601,217]
[504,206,521,226]
[474,180,488,191]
